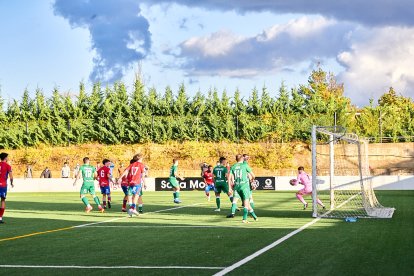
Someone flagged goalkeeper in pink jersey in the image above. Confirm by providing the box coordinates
[293,166,325,210]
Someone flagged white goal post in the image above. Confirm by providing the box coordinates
[311,125,395,218]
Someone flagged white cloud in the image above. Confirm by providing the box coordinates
[337,27,414,105]
[176,16,354,77]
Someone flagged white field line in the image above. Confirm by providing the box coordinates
[0,265,224,270]
[84,225,279,229]
[74,203,202,228]
[214,195,358,276]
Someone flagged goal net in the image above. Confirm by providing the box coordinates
[311,126,395,218]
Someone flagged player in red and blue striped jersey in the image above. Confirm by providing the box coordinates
[0,152,13,224]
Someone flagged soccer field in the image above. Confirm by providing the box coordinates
[0,191,412,276]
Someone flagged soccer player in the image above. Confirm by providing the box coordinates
[120,160,133,212]
[295,166,325,209]
[73,157,104,213]
[203,165,214,201]
[0,152,13,224]
[137,166,149,214]
[118,154,146,217]
[169,159,184,204]
[227,154,258,223]
[212,157,233,211]
[97,159,114,209]
[243,154,256,209]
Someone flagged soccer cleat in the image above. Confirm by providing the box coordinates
[242,220,249,224]
[138,210,143,214]
[85,206,93,213]
[121,208,127,212]
[131,209,140,216]
[174,199,181,204]
[98,205,105,213]
[214,208,221,212]
[226,214,235,218]
[127,208,133,217]
[303,203,308,210]
[108,201,111,209]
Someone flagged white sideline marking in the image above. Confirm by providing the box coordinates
[214,195,358,275]
[0,265,224,270]
[84,225,276,229]
[74,203,202,228]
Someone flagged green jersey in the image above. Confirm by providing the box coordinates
[213,165,228,183]
[230,162,251,188]
[169,164,178,179]
[79,164,96,185]
[243,160,252,171]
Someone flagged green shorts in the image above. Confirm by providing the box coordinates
[169,177,179,188]
[214,182,229,194]
[235,185,251,201]
[80,184,95,195]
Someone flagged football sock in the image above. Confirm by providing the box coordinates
[176,192,180,199]
[81,197,89,206]
[250,200,255,209]
[231,203,237,214]
[108,196,111,202]
[130,203,136,209]
[243,207,248,220]
[317,198,324,206]
[0,207,4,218]
[249,210,258,219]
[138,204,143,212]
[93,196,101,205]
[103,200,107,207]
[173,192,177,199]
[216,197,220,209]
[229,196,233,203]
[122,200,127,208]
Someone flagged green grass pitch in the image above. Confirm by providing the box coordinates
[0,191,412,275]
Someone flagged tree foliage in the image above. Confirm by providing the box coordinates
[1,69,413,149]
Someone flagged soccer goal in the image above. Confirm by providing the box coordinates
[311,125,395,218]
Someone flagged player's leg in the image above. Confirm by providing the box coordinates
[80,185,93,212]
[214,186,221,211]
[138,189,144,213]
[205,184,211,201]
[107,187,112,209]
[296,189,308,209]
[0,190,6,223]
[249,190,255,209]
[227,189,240,218]
[121,186,128,212]
[90,186,104,212]
[223,183,233,203]
[101,187,107,209]
[171,179,181,203]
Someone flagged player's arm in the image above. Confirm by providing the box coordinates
[117,168,129,185]
[9,171,14,188]
[228,172,234,188]
[73,169,81,186]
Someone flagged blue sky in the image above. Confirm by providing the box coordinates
[1,0,413,106]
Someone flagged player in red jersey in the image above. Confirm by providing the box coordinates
[97,159,114,209]
[118,153,146,217]
[203,165,214,201]
[120,159,134,212]
[0,152,14,224]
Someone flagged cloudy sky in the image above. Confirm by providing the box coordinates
[0,0,413,106]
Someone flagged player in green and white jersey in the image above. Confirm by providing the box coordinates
[73,157,104,213]
[226,154,258,223]
[169,159,184,204]
[212,157,233,211]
